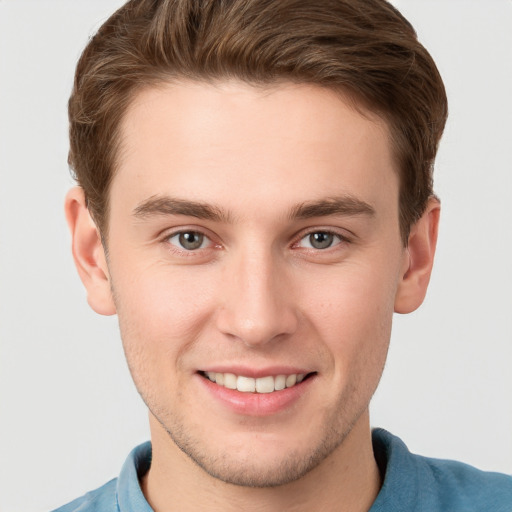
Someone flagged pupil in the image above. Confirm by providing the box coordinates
[179,232,203,250]
[310,232,333,249]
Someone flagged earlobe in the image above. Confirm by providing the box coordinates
[65,187,116,316]
[394,198,440,314]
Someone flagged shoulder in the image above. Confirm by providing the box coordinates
[54,478,119,512]
[51,478,118,512]
[50,442,152,512]
[419,454,512,511]
[372,428,512,512]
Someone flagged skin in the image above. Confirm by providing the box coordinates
[66,81,439,511]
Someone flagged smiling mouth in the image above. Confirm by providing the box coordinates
[200,371,315,393]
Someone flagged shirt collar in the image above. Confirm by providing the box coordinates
[116,441,153,512]
[115,431,414,511]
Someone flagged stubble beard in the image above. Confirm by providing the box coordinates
[148,390,366,489]
[112,285,385,489]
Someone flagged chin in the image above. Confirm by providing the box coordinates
[160,413,350,488]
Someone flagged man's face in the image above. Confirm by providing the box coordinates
[105,81,407,486]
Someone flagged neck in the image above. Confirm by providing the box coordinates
[142,411,381,512]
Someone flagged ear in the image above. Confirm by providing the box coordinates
[65,187,116,316]
[394,198,440,314]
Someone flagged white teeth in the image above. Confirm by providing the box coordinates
[285,374,297,388]
[274,375,286,391]
[255,376,274,394]
[237,376,256,392]
[224,373,237,390]
[204,372,308,393]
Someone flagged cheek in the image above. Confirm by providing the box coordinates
[111,265,218,389]
[116,263,217,335]
[302,260,398,376]
[304,259,397,333]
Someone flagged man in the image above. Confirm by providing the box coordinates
[55,0,512,510]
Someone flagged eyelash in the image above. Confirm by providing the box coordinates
[162,227,350,256]
[293,229,349,251]
[164,229,218,256]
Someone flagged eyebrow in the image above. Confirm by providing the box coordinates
[133,194,375,223]
[133,195,231,222]
[289,196,376,220]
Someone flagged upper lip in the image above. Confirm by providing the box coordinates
[199,366,313,378]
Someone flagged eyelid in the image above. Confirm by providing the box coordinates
[167,232,210,250]
[158,225,352,255]
[293,227,352,248]
[160,226,220,253]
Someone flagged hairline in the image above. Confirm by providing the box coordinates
[95,76,402,243]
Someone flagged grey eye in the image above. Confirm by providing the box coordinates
[299,231,341,250]
[169,231,206,250]
[309,232,334,249]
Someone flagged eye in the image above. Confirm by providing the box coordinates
[298,231,342,250]
[167,231,210,251]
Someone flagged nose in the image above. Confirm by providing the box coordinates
[215,248,299,348]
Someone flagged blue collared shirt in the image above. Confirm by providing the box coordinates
[53,429,512,511]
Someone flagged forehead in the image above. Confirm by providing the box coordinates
[113,80,398,219]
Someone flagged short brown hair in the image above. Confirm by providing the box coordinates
[68,0,447,243]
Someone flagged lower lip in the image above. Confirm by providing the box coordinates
[197,374,314,416]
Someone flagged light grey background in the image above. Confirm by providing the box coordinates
[1,1,511,511]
